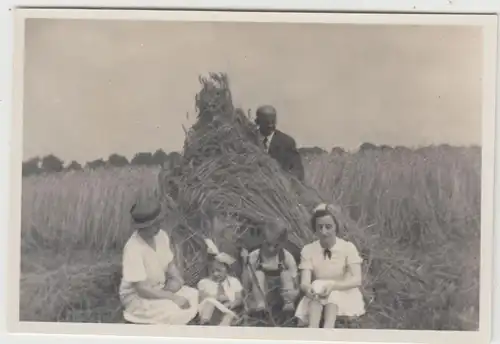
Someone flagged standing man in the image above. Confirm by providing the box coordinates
[255,105,305,181]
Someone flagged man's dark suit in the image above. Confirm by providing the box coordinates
[266,130,305,181]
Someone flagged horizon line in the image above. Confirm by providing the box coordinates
[22,142,483,165]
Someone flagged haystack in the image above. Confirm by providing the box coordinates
[157,73,375,307]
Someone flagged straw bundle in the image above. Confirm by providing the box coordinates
[160,74,321,268]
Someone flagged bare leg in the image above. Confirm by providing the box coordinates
[308,300,323,328]
[199,302,216,324]
[241,267,252,290]
[280,271,298,310]
[219,313,235,326]
[323,303,338,328]
[252,271,267,310]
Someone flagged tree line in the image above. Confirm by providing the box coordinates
[22,146,332,177]
[22,143,474,177]
[22,149,182,177]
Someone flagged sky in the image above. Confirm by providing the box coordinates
[23,19,483,163]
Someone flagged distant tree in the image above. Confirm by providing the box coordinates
[437,144,455,153]
[66,161,83,171]
[86,159,106,169]
[131,152,154,166]
[168,151,183,166]
[395,146,412,153]
[298,147,327,156]
[41,154,64,173]
[162,151,183,172]
[108,154,129,167]
[330,147,346,155]
[359,142,378,152]
[152,149,169,166]
[169,151,182,161]
[380,145,393,151]
[22,157,41,177]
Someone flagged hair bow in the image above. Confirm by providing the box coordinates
[313,203,340,214]
[313,203,328,213]
[204,238,236,266]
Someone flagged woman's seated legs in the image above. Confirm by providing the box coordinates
[308,300,323,328]
[323,303,339,328]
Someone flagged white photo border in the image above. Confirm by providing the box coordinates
[5,7,499,344]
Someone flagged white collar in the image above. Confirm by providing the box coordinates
[261,131,276,151]
[266,130,276,141]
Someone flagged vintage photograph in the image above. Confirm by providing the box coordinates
[9,8,497,344]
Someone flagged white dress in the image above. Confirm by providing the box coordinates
[295,238,365,322]
[197,276,243,316]
[119,230,199,324]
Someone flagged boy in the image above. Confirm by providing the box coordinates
[244,219,299,312]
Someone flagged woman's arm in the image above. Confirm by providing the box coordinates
[165,240,185,285]
[328,263,362,291]
[133,281,182,301]
[299,269,313,294]
[166,261,184,284]
[161,233,184,284]
[298,247,315,297]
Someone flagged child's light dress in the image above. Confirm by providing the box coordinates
[119,230,199,324]
[197,276,243,317]
[295,238,365,323]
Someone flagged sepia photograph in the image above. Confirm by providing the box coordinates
[7,8,498,344]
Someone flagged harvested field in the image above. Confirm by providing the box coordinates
[19,74,481,330]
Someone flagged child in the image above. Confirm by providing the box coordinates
[197,239,244,326]
[245,219,299,312]
[295,203,365,328]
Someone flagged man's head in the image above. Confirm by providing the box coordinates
[255,105,277,137]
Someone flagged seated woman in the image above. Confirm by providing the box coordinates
[119,197,199,325]
[295,203,365,328]
[197,238,244,326]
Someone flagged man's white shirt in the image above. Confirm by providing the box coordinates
[261,130,275,153]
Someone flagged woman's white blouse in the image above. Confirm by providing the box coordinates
[119,229,174,299]
[298,238,362,280]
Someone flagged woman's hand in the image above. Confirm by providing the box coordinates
[164,278,183,293]
[320,283,337,297]
[174,296,190,309]
[303,285,316,300]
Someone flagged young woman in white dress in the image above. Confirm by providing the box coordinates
[119,197,199,325]
[295,203,365,328]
